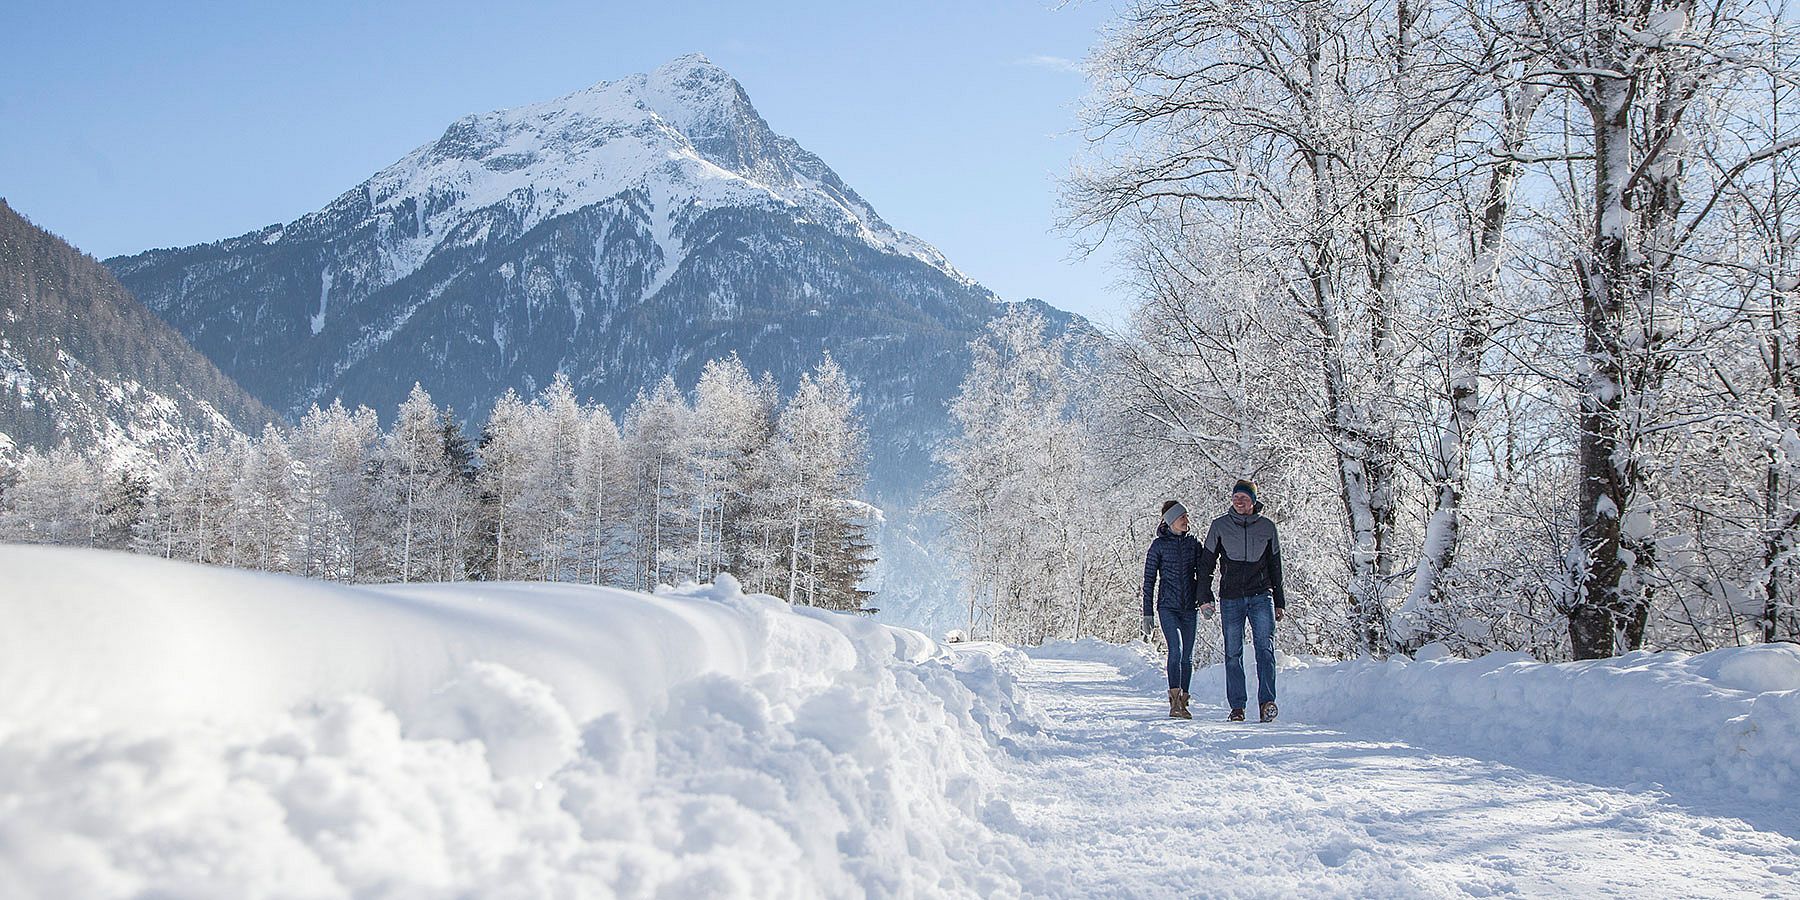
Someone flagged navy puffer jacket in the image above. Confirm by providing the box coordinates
[1142,523,1202,615]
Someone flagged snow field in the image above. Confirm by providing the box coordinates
[0,546,1039,898]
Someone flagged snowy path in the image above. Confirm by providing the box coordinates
[1002,654,1800,899]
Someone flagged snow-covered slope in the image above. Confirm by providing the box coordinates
[0,201,273,466]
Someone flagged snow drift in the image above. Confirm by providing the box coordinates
[0,546,1038,898]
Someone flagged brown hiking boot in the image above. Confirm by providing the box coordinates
[1228,708,1245,722]
[1168,688,1183,718]
[1260,701,1279,723]
[1174,689,1192,719]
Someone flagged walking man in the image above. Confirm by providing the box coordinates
[1197,480,1287,723]
[1142,500,1201,719]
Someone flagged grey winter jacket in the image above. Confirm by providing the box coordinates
[1198,506,1287,608]
[1142,523,1202,615]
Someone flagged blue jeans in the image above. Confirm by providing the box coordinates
[1158,605,1197,691]
[1221,592,1277,709]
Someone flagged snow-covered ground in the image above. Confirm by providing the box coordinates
[3,545,1797,897]
[1010,640,1800,897]
[0,546,1035,897]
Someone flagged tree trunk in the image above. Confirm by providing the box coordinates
[1570,70,1636,660]
[1410,83,1546,625]
[787,495,804,604]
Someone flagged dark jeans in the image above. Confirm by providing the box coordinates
[1158,605,1197,691]
[1221,592,1277,709]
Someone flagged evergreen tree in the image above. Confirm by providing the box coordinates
[621,377,695,589]
[230,423,301,572]
[384,384,467,583]
[772,356,873,610]
[0,444,104,545]
[292,401,385,582]
[477,390,532,580]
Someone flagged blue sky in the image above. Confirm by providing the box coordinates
[0,0,1130,323]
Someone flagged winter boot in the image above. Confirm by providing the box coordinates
[1174,689,1192,719]
[1168,688,1187,718]
[1228,708,1245,722]
[1259,701,1279,723]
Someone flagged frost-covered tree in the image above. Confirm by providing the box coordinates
[937,307,1099,640]
[477,389,532,580]
[1492,0,1800,656]
[572,400,625,585]
[509,375,589,581]
[140,439,241,565]
[691,355,777,583]
[230,423,300,572]
[383,384,473,583]
[772,356,872,610]
[431,409,482,583]
[620,377,696,589]
[721,372,785,594]
[0,444,106,545]
[292,401,384,582]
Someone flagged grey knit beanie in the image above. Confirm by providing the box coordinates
[1163,502,1188,528]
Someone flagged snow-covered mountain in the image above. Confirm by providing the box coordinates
[0,200,274,467]
[107,54,1075,500]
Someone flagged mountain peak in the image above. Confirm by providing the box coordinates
[341,54,969,292]
[647,51,729,85]
[557,51,750,139]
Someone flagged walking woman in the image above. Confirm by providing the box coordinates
[1141,500,1202,718]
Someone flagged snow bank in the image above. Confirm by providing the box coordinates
[0,546,1040,898]
[1028,637,1163,684]
[1276,645,1800,808]
[1033,635,1800,815]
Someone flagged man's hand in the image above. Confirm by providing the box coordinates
[1142,614,1156,637]
[1200,601,1216,620]
[1275,606,1285,622]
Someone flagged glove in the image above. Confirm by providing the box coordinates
[1141,614,1156,636]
